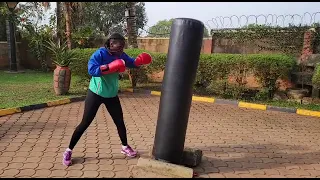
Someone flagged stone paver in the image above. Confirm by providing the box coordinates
[1,93,320,178]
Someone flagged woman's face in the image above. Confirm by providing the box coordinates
[109,39,125,56]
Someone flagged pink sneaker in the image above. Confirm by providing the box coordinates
[121,145,137,157]
[62,149,72,166]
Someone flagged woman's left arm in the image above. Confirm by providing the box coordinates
[122,53,138,69]
[122,52,152,69]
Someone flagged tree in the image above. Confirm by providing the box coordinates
[47,2,147,48]
[64,2,72,49]
[72,2,147,36]
[56,2,62,45]
[125,2,140,88]
[14,2,148,49]
[134,2,147,36]
[147,19,173,38]
[15,2,55,71]
[147,19,210,38]
[126,2,138,48]
[0,2,7,41]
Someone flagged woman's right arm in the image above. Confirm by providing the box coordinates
[88,50,103,77]
[88,50,126,77]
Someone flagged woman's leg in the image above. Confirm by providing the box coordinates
[103,96,137,157]
[63,90,102,166]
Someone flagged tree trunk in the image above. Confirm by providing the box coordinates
[71,2,84,29]
[126,2,139,88]
[56,2,62,45]
[0,3,6,41]
[64,2,72,50]
[126,2,138,49]
[6,18,20,70]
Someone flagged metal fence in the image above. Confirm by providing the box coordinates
[139,12,320,37]
[205,12,320,31]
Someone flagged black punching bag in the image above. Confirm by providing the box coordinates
[152,18,204,164]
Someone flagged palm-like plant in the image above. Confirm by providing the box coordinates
[45,39,77,67]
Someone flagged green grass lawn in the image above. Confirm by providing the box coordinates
[0,70,131,109]
[262,100,320,111]
[1,70,320,112]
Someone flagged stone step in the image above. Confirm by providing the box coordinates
[304,54,320,67]
[291,72,313,86]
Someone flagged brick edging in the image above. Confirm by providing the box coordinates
[0,96,86,117]
[122,88,320,118]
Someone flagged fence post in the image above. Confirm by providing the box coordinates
[300,28,316,62]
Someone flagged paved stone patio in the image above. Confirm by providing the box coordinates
[1,93,320,178]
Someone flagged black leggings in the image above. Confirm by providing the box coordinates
[68,90,128,150]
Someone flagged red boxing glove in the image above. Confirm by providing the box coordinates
[134,52,152,66]
[118,61,126,73]
[100,59,125,75]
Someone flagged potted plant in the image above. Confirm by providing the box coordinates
[45,40,77,95]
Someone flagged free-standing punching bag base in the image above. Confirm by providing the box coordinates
[131,148,202,178]
[132,157,194,178]
[152,18,204,165]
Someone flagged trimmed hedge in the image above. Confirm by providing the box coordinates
[312,64,320,88]
[70,48,96,82]
[69,48,296,98]
[197,54,295,98]
[70,48,166,83]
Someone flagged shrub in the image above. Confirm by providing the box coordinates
[70,47,295,99]
[197,53,295,99]
[254,88,270,101]
[248,54,296,98]
[70,48,96,83]
[206,79,228,96]
[312,64,320,88]
[206,79,246,99]
[21,24,54,72]
[196,54,252,86]
[70,48,166,85]
[45,40,77,67]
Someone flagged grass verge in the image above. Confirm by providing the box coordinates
[2,70,320,112]
[0,70,131,109]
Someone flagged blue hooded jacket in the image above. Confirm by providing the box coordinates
[88,47,137,98]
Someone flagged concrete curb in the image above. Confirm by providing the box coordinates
[122,88,320,118]
[1,88,320,118]
[0,96,86,117]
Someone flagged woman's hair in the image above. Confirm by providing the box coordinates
[105,33,126,48]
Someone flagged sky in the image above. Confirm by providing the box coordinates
[43,2,320,30]
[144,2,320,29]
